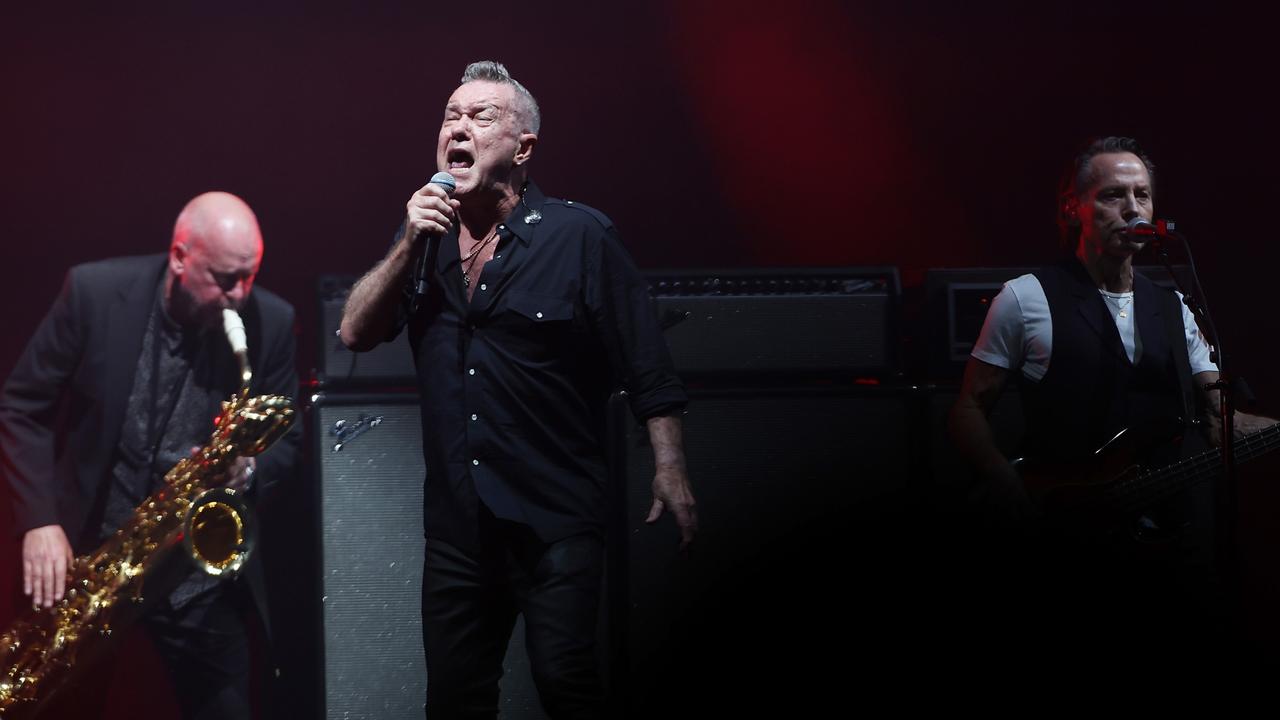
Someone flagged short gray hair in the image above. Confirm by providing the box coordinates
[460,60,541,135]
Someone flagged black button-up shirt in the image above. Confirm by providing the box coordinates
[391,181,686,551]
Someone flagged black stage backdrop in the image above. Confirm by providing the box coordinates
[3,1,1277,395]
[2,0,1279,710]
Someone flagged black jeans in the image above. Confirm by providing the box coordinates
[422,516,605,719]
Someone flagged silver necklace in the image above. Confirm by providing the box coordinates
[1102,293,1134,319]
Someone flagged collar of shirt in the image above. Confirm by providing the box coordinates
[502,180,547,246]
[439,180,546,274]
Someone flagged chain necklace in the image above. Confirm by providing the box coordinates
[461,228,499,288]
[1102,292,1134,319]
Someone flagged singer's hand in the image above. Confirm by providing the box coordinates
[646,465,698,554]
[404,183,460,247]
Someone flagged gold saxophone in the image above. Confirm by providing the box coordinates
[0,309,296,718]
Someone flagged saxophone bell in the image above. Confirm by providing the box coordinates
[183,487,256,578]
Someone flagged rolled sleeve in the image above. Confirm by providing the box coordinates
[587,227,687,422]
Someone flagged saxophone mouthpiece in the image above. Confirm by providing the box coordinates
[222,308,252,387]
[222,309,248,355]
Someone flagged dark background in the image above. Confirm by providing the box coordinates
[3,1,1276,397]
[3,0,1280,712]
[5,0,1274,394]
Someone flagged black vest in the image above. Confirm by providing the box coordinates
[1019,260,1195,463]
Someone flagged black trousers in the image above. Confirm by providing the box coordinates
[421,516,605,719]
[37,585,253,720]
[145,586,254,720]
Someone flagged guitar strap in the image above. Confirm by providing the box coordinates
[1159,288,1197,428]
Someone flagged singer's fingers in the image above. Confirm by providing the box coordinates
[407,193,457,216]
[406,194,457,226]
[406,207,455,237]
[414,182,454,201]
[675,503,698,553]
[408,207,455,224]
[645,497,664,524]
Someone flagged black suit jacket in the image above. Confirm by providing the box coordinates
[0,253,299,606]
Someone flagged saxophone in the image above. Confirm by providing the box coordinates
[0,309,296,718]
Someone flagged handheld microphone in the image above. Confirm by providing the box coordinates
[415,171,458,297]
[1124,217,1177,238]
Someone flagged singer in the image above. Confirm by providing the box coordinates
[340,60,696,718]
[946,137,1276,673]
[0,192,300,719]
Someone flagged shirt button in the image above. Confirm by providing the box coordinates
[495,255,501,259]
[472,459,480,466]
[535,311,543,319]
[468,368,476,376]
[567,200,574,205]
[470,414,478,421]
[479,283,487,291]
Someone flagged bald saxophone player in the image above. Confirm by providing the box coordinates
[0,192,300,720]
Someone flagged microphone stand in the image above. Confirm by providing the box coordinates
[1144,222,1239,597]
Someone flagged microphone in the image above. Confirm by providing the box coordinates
[428,170,457,197]
[415,171,458,297]
[1123,217,1177,238]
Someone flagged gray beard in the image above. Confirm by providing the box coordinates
[166,279,223,329]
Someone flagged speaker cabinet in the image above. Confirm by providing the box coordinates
[298,385,971,717]
[315,277,417,388]
[316,269,901,387]
[310,393,547,719]
[607,386,924,716]
[647,268,900,379]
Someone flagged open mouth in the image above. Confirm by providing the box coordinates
[447,148,474,171]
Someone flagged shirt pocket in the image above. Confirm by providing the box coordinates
[504,290,575,324]
[496,291,583,364]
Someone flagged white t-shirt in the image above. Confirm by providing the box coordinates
[971,273,1217,382]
